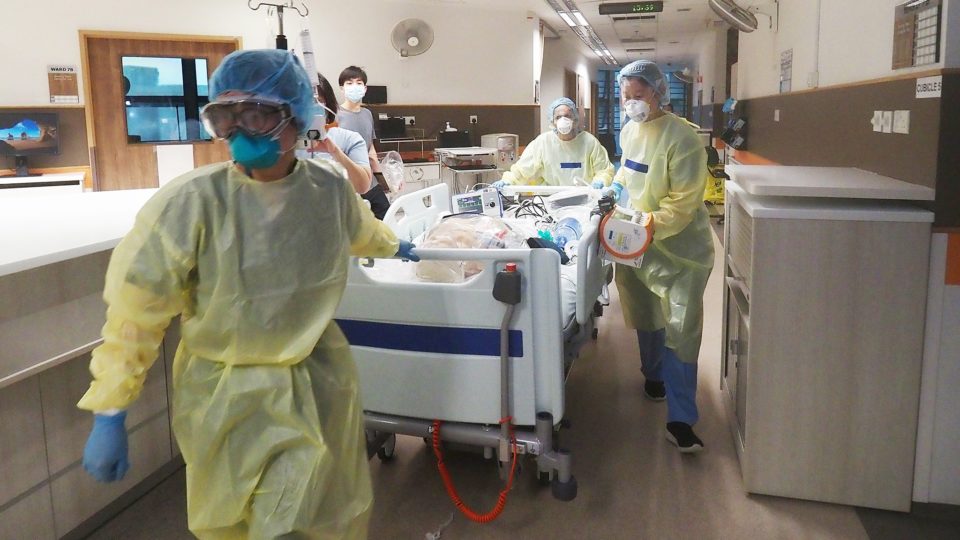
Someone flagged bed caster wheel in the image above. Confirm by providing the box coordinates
[591,327,599,340]
[537,470,551,486]
[377,434,396,462]
[593,303,604,317]
[551,475,578,501]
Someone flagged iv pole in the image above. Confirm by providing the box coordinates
[248,0,309,50]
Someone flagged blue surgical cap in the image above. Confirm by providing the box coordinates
[619,60,670,107]
[209,49,316,135]
[548,97,579,124]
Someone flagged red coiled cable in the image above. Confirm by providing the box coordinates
[431,418,518,523]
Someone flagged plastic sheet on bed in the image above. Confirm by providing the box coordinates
[415,214,527,283]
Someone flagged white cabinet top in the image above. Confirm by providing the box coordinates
[727,182,934,223]
[0,188,156,277]
[726,165,935,201]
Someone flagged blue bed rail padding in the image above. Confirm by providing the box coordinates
[335,319,524,358]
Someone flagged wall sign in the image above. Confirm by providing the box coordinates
[779,49,793,93]
[893,0,942,69]
[916,75,942,98]
[47,65,79,104]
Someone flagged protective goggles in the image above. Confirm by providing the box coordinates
[200,99,293,140]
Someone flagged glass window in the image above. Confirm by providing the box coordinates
[595,69,623,158]
[122,57,210,143]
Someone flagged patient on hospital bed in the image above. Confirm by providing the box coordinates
[415,214,528,283]
[413,205,590,329]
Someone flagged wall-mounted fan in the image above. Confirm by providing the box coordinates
[391,19,435,57]
[708,0,759,32]
[673,68,694,84]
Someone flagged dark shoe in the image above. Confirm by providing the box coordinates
[665,422,704,454]
[643,380,666,401]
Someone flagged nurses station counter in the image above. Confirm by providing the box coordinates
[0,188,184,539]
[721,165,935,512]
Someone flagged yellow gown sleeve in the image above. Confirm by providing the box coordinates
[589,137,615,186]
[501,136,544,186]
[345,182,399,258]
[77,197,196,412]
[651,144,708,240]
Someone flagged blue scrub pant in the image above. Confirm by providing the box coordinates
[637,329,699,425]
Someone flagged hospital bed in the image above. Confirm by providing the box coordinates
[335,183,609,501]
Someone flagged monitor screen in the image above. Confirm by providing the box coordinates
[0,112,60,156]
[362,85,388,105]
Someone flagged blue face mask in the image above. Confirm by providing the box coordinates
[228,132,281,169]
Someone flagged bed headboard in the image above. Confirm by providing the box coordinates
[383,183,451,242]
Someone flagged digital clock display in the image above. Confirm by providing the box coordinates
[598,2,664,15]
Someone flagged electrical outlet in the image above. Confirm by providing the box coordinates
[881,111,893,133]
[469,115,478,124]
[893,110,910,134]
[774,109,780,122]
[871,111,883,133]
[403,116,416,126]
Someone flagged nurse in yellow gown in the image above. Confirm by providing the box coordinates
[492,97,613,188]
[77,49,418,539]
[607,60,715,454]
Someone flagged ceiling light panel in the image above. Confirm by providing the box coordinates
[544,0,620,65]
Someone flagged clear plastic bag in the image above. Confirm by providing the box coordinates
[416,215,526,283]
[379,150,405,193]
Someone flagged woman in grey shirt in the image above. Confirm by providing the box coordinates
[298,73,372,194]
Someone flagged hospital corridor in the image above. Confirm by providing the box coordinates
[76,231,959,539]
[3,1,960,539]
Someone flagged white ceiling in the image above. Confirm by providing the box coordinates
[416,0,723,70]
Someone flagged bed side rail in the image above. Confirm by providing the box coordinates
[382,182,451,242]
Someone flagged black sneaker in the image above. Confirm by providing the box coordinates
[665,422,704,454]
[643,380,666,401]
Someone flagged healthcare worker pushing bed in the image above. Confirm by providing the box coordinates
[77,49,418,539]
[491,97,614,188]
[610,60,714,453]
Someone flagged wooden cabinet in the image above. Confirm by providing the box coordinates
[721,174,934,512]
[0,246,179,538]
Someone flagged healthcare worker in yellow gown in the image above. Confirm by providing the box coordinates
[491,97,613,188]
[77,49,419,539]
[604,60,714,453]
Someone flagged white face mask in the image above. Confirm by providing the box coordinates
[624,99,651,122]
[344,84,366,103]
[555,117,574,135]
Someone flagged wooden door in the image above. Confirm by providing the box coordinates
[590,82,599,134]
[563,69,577,104]
[82,32,238,191]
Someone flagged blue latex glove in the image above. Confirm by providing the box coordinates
[396,240,420,262]
[591,180,605,189]
[603,182,624,201]
[490,180,509,190]
[83,412,130,483]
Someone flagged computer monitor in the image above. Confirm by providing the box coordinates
[362,85,388,105]
[0,112,60,177]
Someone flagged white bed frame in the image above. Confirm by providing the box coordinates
[334,183,608,499]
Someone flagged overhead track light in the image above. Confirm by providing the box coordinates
[544,0,620,65]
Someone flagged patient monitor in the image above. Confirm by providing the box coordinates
[452,189,502,217]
